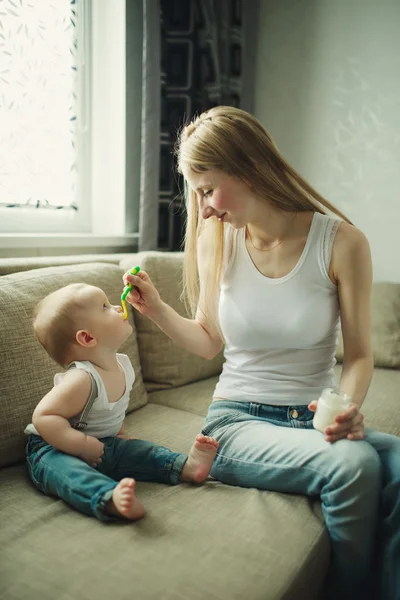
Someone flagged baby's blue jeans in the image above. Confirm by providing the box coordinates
[26,434,187,521]
[201,400,400,600]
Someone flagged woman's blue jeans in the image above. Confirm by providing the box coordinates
[26,434,188,521]
[201,400,400,600]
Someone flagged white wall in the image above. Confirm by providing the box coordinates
[254,0,400,282]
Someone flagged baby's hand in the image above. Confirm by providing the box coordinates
[117,433,135,440]
[79,435,105,468]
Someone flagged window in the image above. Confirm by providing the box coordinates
[0,0,138,250]
[0,0,89,234]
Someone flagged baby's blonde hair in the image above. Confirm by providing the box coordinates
[175,106,352,338]
[33,283,91,367]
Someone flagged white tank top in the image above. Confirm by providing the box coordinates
[213,212,341,405]
[25,353,135,438]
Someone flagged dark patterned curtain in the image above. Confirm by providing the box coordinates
[158,0,255,251]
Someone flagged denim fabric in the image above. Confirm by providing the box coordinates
[202,400,400,600]
[26,435,188,522]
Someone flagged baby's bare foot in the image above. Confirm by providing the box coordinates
[181,434,219,483]
[106,478,145,520]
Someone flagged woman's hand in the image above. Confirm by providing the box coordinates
[123,270,162,319]
[308,401,365,443]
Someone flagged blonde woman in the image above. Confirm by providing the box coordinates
[124,106,399,599]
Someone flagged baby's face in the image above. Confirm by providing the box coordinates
[80,285,133,348]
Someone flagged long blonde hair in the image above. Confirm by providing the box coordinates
[175,106,351,338]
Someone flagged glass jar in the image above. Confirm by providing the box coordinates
[313,388,351,433]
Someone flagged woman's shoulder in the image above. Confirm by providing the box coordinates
[334,221,370,254]
[331,221,371,280]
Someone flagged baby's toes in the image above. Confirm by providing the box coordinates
[205,436,219,447]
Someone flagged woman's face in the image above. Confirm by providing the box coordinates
[183,168,256,229]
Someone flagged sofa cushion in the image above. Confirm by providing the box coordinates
[0,263,148,468]
[0,403,329,600]
[120,252,224,392]
[148,375,218,416]
[336,282,400,367]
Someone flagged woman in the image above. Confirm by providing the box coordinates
[124,106,400,599]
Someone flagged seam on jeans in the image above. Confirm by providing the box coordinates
[38,453,115,499]
[112,466,174,476]
[26,460,47,493]
[95,487,118,522]
[216,450,330,478]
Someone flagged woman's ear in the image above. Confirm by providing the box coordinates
[76,330,97,348]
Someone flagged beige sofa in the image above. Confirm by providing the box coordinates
[1,252,399,600]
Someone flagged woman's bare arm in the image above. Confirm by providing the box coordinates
[333,222,374,409]
[125,233,223,360]
[314,222,373,443]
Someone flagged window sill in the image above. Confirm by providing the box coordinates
[0,233,139,249]
[0,233,139,258]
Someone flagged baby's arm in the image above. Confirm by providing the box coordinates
[32,370,104,466]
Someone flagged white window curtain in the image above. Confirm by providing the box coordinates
[0,0,91,235]
[0,0,78,210]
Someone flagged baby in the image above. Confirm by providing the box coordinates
[25,283,219,521]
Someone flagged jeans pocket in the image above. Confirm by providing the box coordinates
[202,413,242,438]
[26,452,49,494]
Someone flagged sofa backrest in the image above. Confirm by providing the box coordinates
[0,253,137,276]
[335,282,400,368]
[0,262,148,468]
[120,252,225,392]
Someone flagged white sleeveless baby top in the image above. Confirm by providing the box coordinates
[213,212,341,405]
[25,353,135,438]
